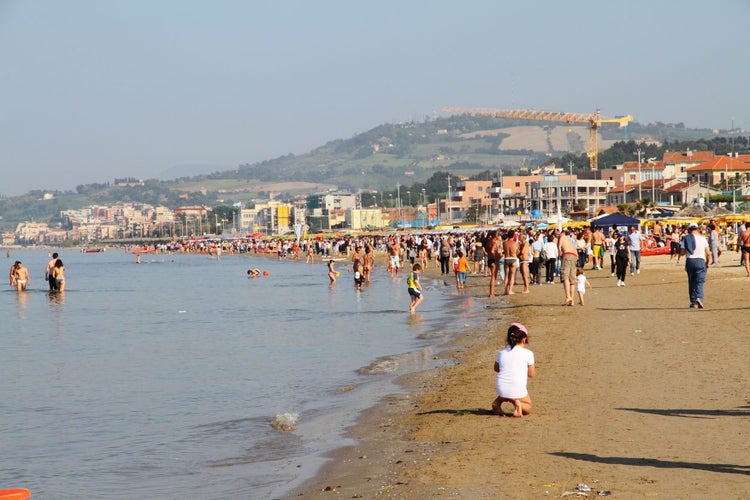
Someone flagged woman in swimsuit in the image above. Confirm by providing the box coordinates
[327,260,337,286]
[52,259,66,291]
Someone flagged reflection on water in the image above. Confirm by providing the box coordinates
[14,290,29,313]
[46,290,66,307]
[0,249,482,499]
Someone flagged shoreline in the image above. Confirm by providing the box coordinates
[290,254,750,498]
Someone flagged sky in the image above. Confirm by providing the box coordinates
[1,0,748,196]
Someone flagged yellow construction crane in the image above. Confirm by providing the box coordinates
[442,106,633,170]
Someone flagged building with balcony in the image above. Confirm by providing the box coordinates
[529,177,613,216]
[685,154,750,187]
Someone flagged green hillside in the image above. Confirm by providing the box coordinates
[0,115,738,232]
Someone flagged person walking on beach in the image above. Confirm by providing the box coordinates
[575,268,592,305]
[519,233,531,293]
[738,221,750,277]
[606,229,617,275]
[492,322,535,418]
[45,252,59,291]
[439,237,452,275]
[389,237,403,275]
[627,225,642,275]
[502,232,520,295]
[472,241,485,275]
[13,261,30,291]
[681,222,710,308]
[455,250,469,289]
[707,222,720,265]
[614,232,630,286]
[530,233,543,285]
[669,228,681,262]
[591,226,605,270]
[407,263,423,313]
[543,232,558,284]
[487,231,502,297]
[558,229,577,306]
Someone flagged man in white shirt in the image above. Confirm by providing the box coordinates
[680,223,711,309]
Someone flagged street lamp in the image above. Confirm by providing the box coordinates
[407,190,411,206]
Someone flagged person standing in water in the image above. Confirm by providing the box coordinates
[327,259,337,286]
[407,263,423,313]
[45,252,59,291]
[51,259,66,292]
[13,261,30,291]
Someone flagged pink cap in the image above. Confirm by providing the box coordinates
[510,322,528,335]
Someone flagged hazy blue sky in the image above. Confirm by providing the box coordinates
[2,0,748,196]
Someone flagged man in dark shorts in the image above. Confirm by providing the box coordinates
[738,222,750,277]
[45,252,59,291]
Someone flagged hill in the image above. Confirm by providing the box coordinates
[0,116,732,232]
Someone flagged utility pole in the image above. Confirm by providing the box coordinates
[635,149,643,202]
[568,160,575,207]
[728,153,736,215]
[447,175,452,222]
[397,183,401,224]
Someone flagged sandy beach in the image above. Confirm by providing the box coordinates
[291,253,750,499]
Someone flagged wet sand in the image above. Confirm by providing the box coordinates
[290,254,750,498]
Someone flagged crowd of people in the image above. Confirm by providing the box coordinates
[296,217,749,312]
[8,252,66,293]
[10,218,750,311]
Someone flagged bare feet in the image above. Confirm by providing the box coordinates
[513,401,523,418]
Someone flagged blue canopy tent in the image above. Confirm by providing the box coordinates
[593,213,641,235]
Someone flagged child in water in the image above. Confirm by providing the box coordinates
[327,260,337,286]
[407,263,423,313]
[575,267,592,306]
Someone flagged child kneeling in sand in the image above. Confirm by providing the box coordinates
[492,322,535,417]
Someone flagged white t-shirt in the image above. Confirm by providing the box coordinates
[543,241,559,259]
[686,233,709,260]
[495,345,534,399]
[576,274,587,293]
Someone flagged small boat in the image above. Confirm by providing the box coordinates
[82,248,105,253]
[0,488,31,500]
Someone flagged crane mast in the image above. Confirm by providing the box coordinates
[442,107,633,170]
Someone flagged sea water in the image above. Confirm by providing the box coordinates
[0,249,481,499]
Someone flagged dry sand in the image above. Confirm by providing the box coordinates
[290,254,750,499]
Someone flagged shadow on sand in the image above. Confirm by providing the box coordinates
[550,452,750,476]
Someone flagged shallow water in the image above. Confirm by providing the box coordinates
[0,249,480,499]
